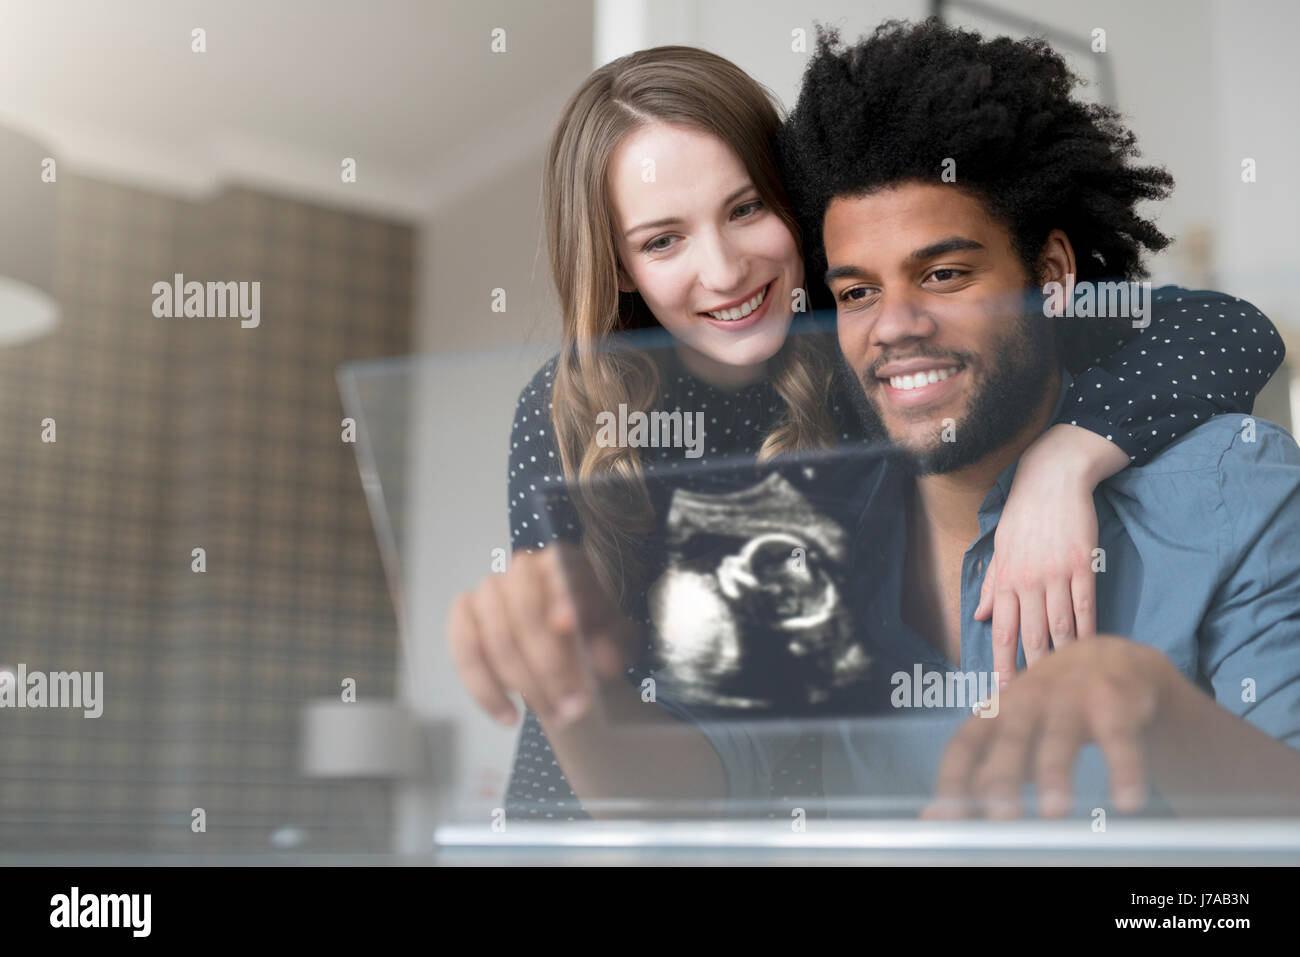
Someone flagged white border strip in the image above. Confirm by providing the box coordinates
[436,818,1300,852]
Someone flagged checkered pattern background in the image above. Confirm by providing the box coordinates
[0,174,410,852]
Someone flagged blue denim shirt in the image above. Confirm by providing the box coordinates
[677,368,1300,811]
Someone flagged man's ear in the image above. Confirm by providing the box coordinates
[1037,229,1077,291]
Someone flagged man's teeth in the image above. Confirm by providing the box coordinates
[706,285,766,321]
[888,367,959,390]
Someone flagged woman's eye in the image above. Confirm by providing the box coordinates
[644,235,677,253]
[732,200,763,219]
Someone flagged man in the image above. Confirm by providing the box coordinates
[772,19,1300,817]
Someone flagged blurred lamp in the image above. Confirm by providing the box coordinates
[299,699,428,779]
[0,125,59,345]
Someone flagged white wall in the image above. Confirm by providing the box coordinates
[415,146,563,353]
[1209,1,1300,335]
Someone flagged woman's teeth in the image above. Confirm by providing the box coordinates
[888,366,959,391]
[706,285,766,321]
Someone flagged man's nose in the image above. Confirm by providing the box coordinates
[872,287,938,346]
[696,230,747,294]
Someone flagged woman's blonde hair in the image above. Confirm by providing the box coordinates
[544,45,837,605]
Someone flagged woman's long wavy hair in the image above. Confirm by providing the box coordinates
[544,46,837,606]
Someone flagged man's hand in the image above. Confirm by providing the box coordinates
[446,542,636,729]
[921,635,1180,819]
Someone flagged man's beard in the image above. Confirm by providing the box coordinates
[837,312,1058,475]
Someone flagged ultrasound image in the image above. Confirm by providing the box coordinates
[644,471,873,711]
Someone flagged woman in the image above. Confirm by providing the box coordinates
[446,46,1284,820]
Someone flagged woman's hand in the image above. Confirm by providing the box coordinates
[446,542,634,729]
[974,424,1129,683]
[449,543,727,811]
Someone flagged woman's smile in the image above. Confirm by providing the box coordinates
[698,279,777,332]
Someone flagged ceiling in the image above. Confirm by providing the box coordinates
[0,0,595,219]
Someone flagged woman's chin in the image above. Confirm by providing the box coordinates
[710,321,793,366]
[669,315,793,385]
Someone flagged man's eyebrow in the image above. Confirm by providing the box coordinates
[623,185,755,239]
[824,264,869,284]
[907,236,985,263]
[824,236,986,284]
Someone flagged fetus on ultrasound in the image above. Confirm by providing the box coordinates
[645,472,873,711]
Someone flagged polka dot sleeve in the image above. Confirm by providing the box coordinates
[506,355,580,551]
[1059,287,1285,465]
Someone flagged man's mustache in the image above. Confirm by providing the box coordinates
[866,348,974,384]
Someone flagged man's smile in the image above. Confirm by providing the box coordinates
[874,360,967,410]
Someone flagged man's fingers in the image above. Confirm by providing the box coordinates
[1045,580,1076,651]
[1034,706,1087,818]
[924,718,995,819]
[1091,722,1149,813]
[447,592,517,725]
[971,706,1039,819]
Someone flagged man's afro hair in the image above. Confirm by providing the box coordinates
[778,18,1174,290]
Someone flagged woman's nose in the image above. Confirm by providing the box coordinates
[696,233,747,294]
